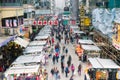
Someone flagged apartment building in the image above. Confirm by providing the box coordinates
[0,0,23,36]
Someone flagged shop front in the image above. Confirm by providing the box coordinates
[87,58,120,80]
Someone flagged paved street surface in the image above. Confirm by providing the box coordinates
[45,35,88,80]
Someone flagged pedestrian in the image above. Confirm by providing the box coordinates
[65,36,67,44]
[57,71,60,80]
[54,67,59,80]
[50,68,54,76]
[78,63,82,76]
[65,48,68,56]
[68,55,72,63]
[55,52,59,63]
[62,46,65,53]
[52,37,54,46]
[65,66,69,77]
[70,36,73,43]
[67,60,71,67]
[58,34,61,42]
[71,64,75,75]
[61,54,65,63]
[52,55,56,64]
[69,75,74,80]
[49,39,51,46]
[61,62,64,73]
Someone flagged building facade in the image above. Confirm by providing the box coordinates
[0,0,24,36]
[70,0,79,20]
[34,0,55,15]
[23,0,35,38]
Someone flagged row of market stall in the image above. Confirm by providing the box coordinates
[4,25,52,80]
[70,25,120,80]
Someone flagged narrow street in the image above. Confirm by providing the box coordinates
[45,32,88,80]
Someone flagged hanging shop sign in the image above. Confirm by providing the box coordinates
[38,21,42,25]
[43,20,47,25]
[32,20,58,26]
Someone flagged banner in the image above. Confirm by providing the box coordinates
[13,19,17,27]
[9,19,12,27]
[48,21,53,25]
[32,20,58,25]
[43,20,47,25]
[38,21,42,25]
[33,21,37,25]
[6,19,9,27]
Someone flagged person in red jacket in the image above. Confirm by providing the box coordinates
[51,37,54,46]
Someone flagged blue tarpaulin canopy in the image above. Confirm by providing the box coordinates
[0,35,17,47]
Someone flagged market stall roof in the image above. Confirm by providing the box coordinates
[14,37,29,47]
[81,45,101,51]
[38,33,50,36]
[4,65,40,77]
[12,54,44,65]
[78,39,95,45]
[88,58,120,69]
[0,35,16,47]
[70,25,79,28]
[34,35,49,40]
[73,30,85,34]
[23,46,44,54]
[28,41,47,46]
[38,31,51,36]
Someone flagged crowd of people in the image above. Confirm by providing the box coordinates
[45,23,83,80]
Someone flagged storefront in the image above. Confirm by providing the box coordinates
[88,58,120,80]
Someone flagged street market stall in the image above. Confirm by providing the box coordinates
[88,58,120,80]
[75,44,83,57]
[4,65,40,76]
[81,44,101,61]
[14,37,29,48]
[34,35,49,41]
[78,39,95,45]
[28,41,47,46]
[11,54,44,66]
[4,53,47,80]
[23,46,44,55]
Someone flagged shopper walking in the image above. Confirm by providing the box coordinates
[69,75,74,80]
[78,63,82,76]
[65,48,68,56]
[55,52,59,63]
[52,55,56,64]
[65,66,69,77]
[71,64,75,75]
[61,61,64,73]
[52,37,55,46]
[68,55,72,64]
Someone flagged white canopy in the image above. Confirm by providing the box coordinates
[12,54,44,65]
[88,58,120,69]
[34,35,49,40]
[81,45,101,51]
[23,46,44,54]
[4,65,40,77]
[73,30,85,34]
[38,32,50,36]
[78,39,95,45]
[28,41,47,46]
[14,37,29,47]
[70,25,79,28]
